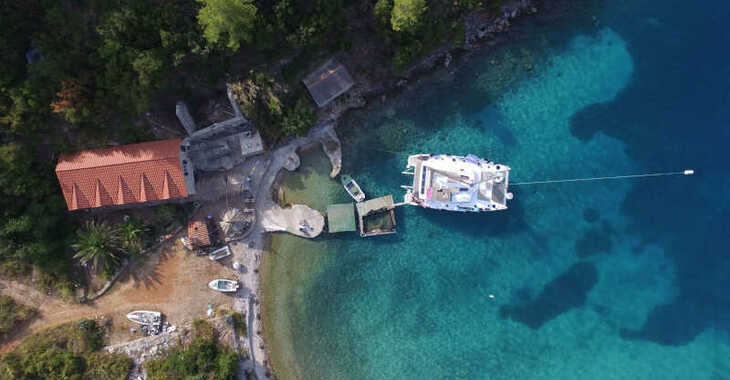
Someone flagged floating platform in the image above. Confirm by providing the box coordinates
[355,195,397,237]
[326,203,357,233]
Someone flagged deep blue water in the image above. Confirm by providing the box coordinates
[264,0,730,378]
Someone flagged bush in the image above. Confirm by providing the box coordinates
[0,320,132,380]
[0,296,37,340]
[154,204,185,231]
[0,259,30,278]
[229,312,247,337]
[32,270,78,302]
[85,352,136,380]
[119,217,149,256]
[230,72,314,141]
[280,96,315,136]
[146,319,238,380]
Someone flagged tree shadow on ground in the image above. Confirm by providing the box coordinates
[123,245,171,290]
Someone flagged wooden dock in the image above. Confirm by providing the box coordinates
[356,195,397,237]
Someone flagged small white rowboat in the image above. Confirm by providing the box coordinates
[341,174,365,202]
[126,310,162,326]
[208,279,240,293]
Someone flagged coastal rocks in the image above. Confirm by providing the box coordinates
[464,0,536,49]
[105,325,188,379]
[282,151,300,171]
[105,318,235,379]
[320,87,366,126]
[317,124,343,178]
[315,0,539,146]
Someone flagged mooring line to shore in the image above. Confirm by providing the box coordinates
[511,169,695,186]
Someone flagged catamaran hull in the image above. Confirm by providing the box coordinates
[403,154,513,212]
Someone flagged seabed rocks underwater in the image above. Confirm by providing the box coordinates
[263,16,730,380]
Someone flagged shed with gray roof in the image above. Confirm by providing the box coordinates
[302,58,354,108]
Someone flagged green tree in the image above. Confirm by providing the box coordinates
[280,96,315,136]
[72,221,121,274]
[132,50,164,88]
[50,79,92,124]
[119,218,147,256]
[197,0,258,51]
[391,0,427,33]
[374,0,394,29]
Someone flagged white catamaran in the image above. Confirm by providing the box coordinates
[402,154,513,212]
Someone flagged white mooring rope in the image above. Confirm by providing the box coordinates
[511,169,694,186]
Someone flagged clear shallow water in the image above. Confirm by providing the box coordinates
[263,1,730,379]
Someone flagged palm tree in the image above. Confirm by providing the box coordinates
[72,220,121,274]
[119,217,148,256]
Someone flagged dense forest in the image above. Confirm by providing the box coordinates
[0,0,492,293]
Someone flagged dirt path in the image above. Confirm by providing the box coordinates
[0,238,238,355]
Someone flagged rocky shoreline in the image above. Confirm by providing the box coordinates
[258,1,550,378]
[339,0,540,108]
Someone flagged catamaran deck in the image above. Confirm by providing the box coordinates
[404,154,512,212]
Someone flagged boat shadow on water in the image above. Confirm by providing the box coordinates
[418,193,529,238]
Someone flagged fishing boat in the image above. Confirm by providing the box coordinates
[402,154,513,212]
[341,174,365,202]
[209,246,231,261]
[126,310,162,326]
[208,279,240,293]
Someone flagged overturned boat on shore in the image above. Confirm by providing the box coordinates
[402,154,513,212]
[208,279,240,293]
[126,310,162,326]
[209,246,232,261]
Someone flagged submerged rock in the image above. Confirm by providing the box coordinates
[583,207,600,223]
[575,221,614,257]
[499,262,598,328]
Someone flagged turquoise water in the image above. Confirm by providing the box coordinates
[264,1,730,378]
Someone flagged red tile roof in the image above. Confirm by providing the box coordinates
[188,220,211,247]
[55,139,188,211]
